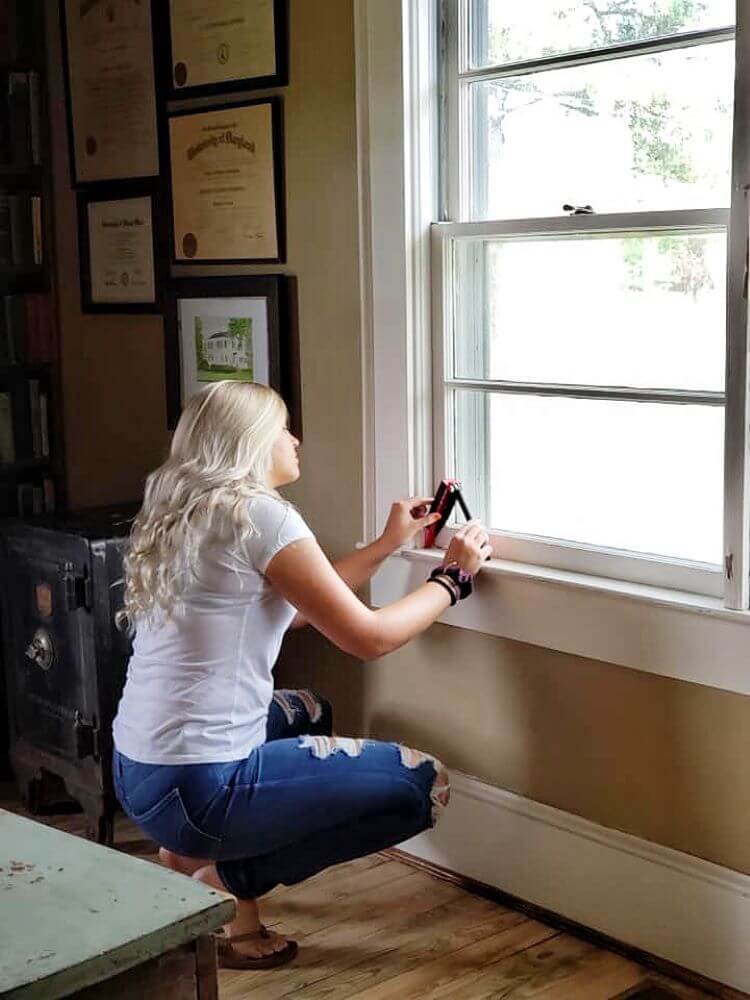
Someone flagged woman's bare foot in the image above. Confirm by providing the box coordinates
[158,847,209,876]
[192,863,291,959]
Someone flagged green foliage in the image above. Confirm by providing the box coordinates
[582,0,708,46]
[628,96,695,183]
[195,329,207,369]
[623,237,646,291]
[657,235,714,298]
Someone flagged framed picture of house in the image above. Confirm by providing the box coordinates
[164,275,300,436]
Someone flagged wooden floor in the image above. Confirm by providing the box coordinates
[1,789,716,1000]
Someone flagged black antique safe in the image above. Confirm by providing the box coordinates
[0,504,138,843]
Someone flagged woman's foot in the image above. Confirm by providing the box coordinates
[158,847,209,876]
[192,863,293,960]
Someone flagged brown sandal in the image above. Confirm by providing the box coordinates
[216,925,298,970]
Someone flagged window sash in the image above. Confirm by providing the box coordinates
[439,0,750,608]
[432,221,726,597]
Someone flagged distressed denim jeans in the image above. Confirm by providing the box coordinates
[112,689,450,899]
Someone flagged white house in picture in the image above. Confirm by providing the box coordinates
[204,331,251,369]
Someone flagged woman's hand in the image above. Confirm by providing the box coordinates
[443,520,492,576]
[379,497,442,553]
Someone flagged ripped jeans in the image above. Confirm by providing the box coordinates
[112,689,450,899]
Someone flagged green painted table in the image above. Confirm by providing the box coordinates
[0,809,235,999]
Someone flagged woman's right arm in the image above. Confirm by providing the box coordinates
[265,521,490,660]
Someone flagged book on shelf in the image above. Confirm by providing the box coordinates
[0,391,14,464]
[28,71,40,165]
[0,3,31,68]
[39,389,48,457]
[6,191,38,269]
[27,376,40,457]
[14,478,55,518]
[2,293,25,362]
[0,292,56,364]
[0,70,40,167]
[24,292,56,362]
[0,193,10,268]
[0,191,39,270]
[7,72,30,166]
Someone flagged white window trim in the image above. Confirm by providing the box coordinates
[355,0,750,693]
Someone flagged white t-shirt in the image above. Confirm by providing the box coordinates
[112,494,314,764]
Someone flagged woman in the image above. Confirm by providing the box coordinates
[112,380,490,969]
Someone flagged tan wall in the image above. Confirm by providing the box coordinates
[46,2,750,875]
[46,4,168,509]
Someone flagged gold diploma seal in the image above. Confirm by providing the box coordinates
[174,62,188,87]
[182,232,198,259]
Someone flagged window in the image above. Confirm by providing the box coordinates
[436,0,747,602]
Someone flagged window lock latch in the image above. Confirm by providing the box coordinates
[563,203,595,215]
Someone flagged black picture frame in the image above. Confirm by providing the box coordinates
[77,186,167,314]
[59,0,161,190]
[165,97,286,266]
[164,274,301,438]
[159,0,289,101]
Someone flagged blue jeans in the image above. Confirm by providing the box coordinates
[112,689,450,899]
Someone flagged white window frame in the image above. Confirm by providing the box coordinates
[438,0,747,605]
[356,0,750,694]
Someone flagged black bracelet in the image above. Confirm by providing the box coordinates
[430,563,473,601]
[427,575,457,607]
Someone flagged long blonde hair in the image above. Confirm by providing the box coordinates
[120,381,288,628]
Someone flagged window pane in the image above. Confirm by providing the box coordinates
[470,0,735,69]
[469,42,733,219]
[454,391,724,564]
[453,232,727,391]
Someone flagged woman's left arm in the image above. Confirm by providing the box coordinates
[288,498,440,629]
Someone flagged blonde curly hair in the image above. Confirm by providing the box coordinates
[118,380,288,629]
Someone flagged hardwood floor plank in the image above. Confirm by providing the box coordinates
[423,934,643,1000]
[229,894,519,1000]
[259,865,454,939]
[339,919,559,1000]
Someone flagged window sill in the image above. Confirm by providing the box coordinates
[370,547,750,695]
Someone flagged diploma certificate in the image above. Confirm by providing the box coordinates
[87,197,155,304]
[170,0,277,90]
[169,102,280,262]
[63,0,159,183]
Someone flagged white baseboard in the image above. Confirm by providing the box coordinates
[398,771,750,993]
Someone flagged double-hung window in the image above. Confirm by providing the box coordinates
[435,0,748,604]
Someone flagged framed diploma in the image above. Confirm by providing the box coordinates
[167,99,284,264]
[60,0,159,186]
[78,188,165,313]
[164,275,301,437]
[165,0,288,98]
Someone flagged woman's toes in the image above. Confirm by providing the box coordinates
[233,929,290,958]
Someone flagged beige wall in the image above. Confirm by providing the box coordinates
[46,4,169,509]
[47,2,750,876]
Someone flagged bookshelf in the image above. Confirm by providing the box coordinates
[0,0,64,519]
[0,0,66,778]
